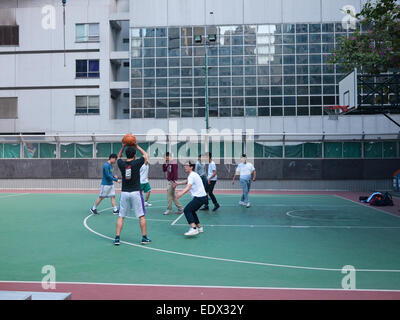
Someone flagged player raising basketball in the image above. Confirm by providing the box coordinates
[114,142,151,246]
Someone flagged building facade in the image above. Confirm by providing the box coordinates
[0,0,399,136]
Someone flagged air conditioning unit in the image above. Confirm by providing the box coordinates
[110,89,121,100]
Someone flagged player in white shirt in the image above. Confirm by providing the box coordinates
[174,161,208,236]
[232,154,256,208]
[140,159,152,207]
[200,152,220,212]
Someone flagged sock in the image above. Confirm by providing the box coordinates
[115,235,120,239]
[113,206,118,211]
[142,234,147,239]
[92,205,97,210]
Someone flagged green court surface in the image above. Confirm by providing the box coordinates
[1,192,400,291]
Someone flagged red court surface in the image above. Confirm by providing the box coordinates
[1,281,400,300]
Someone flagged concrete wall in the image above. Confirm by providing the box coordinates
[1,158,398,180]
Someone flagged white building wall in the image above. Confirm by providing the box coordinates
[0,0,113,134]
[243,0,282,24]
[129,0,365,27]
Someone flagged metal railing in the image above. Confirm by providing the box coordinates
[0,132,399,160]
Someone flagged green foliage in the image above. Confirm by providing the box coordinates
[329,0,400,75]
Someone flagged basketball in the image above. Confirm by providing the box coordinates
[122,133,137,146]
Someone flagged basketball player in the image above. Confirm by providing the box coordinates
[114,143,151,246]
[200,152,220,212]
[140,158,152,207]
[232,154,256,208]
[90,154,120,215]
[195,153,207,189]
[162,152,184,215]
[174,161,208,236]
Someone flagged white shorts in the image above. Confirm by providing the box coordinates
[99,185,116,198]
[119,191,146,219]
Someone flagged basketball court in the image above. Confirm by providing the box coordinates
[1,190,400,300]
[1,0,400,303]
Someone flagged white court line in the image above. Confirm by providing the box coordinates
[171,213,185,226]
[171,223,400,230]
[83,213,400,273]
[286,209,360,222]
[99,207,400,229]
[126,216,400,230]
[0,193,30,199]
[1,280,400,293]
[142,200,165,204]
[217,204,358,208]
[97,207,172,222]
[96,203,359,210]
[141,204,358,209]
[94,207,113,214]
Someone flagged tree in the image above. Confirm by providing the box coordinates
[329,0,400,75]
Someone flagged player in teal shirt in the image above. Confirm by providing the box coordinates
[102,161,118,185]
[90,154,121,215]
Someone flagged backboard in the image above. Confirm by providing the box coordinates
[339,68,358,112]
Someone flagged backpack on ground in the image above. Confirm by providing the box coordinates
[359,192,394,206]
[371,192,393,206]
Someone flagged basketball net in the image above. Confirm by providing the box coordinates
[323,105,354,120]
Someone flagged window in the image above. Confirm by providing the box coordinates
[76,23,99,42]
[129,23,344,119]
[0,25,19,46]
[75,96,100,115]
[76,60,100,78]
[0,97,18,119]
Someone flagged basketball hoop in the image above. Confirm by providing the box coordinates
[323,105,354,120]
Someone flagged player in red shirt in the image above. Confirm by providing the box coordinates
[162,152,183,215]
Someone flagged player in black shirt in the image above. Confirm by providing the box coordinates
[114,143,151,245]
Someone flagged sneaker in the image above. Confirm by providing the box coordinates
[113,209,119,215]
[198,227,204,233]
[90,208,99,215]
[200,206,209,211]
[114,236,120,246]
[163,210,172,215]
[145,202,152,207]
[141,236,152,245]
[175,209,184,215]
[212,204,220,212]
[184,228,199,236]
[246,202,251,208]
[239,201,245,206]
